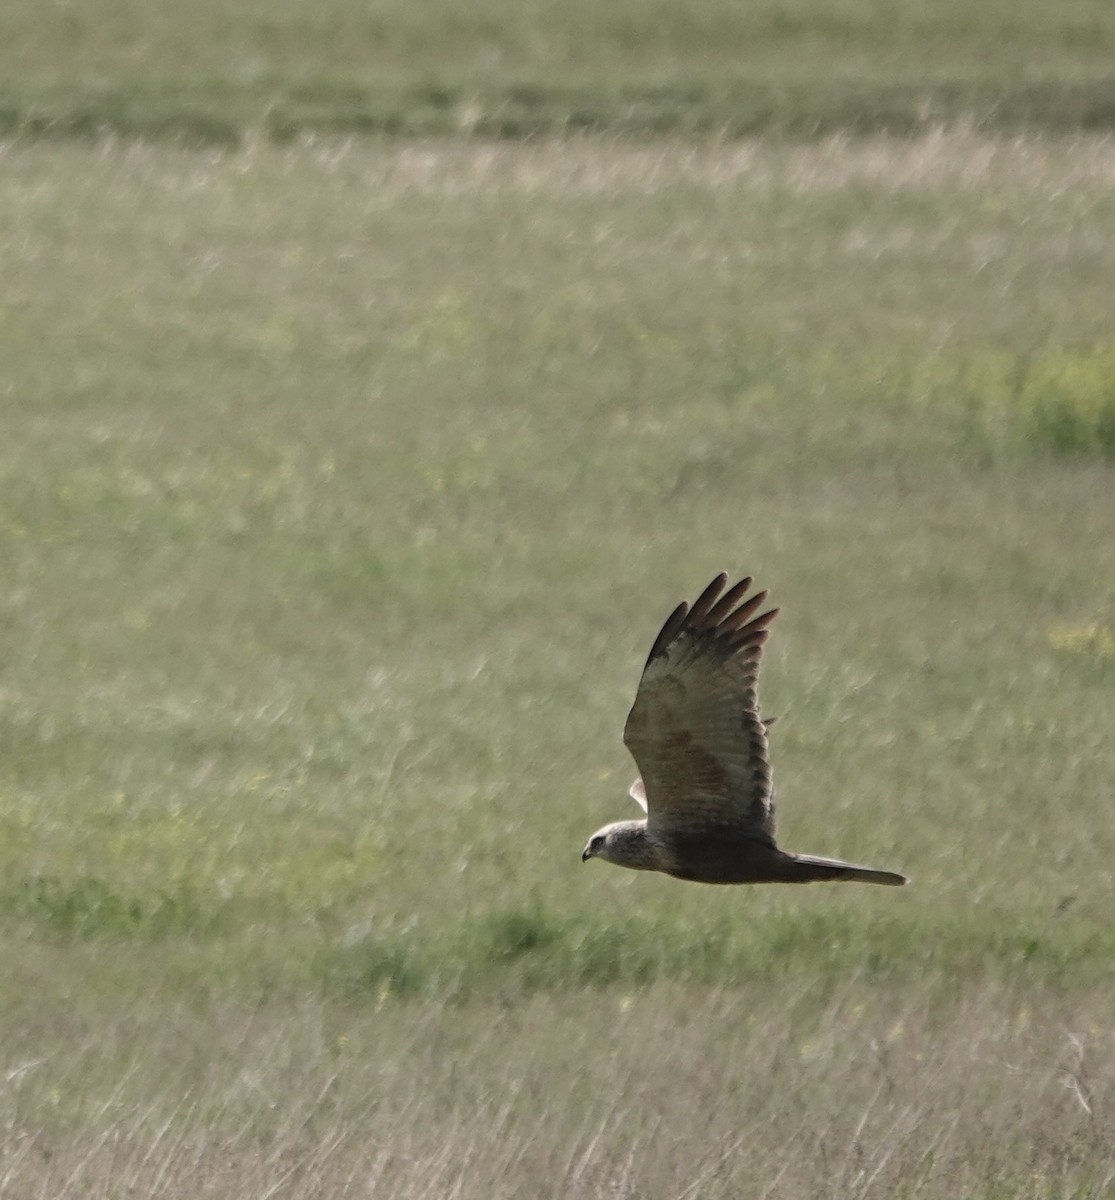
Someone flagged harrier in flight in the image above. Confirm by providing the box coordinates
[582,574,908,887]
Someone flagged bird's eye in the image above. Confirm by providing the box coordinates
[591,835,605,850]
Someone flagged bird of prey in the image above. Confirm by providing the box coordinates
[582,573,908,887]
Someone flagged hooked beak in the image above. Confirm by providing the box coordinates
[581,847,592,862]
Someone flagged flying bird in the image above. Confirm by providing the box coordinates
[582,573,908,887]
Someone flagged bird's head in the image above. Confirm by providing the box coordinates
[581,820,655,869]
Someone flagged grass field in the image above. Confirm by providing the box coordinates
[1,0,1112,140]
[1,2,1113,1192]
[0,129,1111,1197]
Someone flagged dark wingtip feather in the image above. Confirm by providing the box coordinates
[646,600,690,664]
[726,607,780,650]
[686,574,729,627]
[702,576,754,628]
[643,576,778,665]
[718,590,769,632]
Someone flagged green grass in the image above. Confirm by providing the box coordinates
[0,135,1111,985]
[0,133,1111,1194]
[0,0,1111,142]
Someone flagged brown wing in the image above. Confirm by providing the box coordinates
[622,574,780,841]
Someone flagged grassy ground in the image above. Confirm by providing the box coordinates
[4,977,1110,1198]
[0,132,1112,1194]
[1,0,1111,141]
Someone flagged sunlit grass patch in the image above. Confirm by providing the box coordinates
[1046,622,1114,660]
[1010,347,1114,458]
[948,346,1115,461]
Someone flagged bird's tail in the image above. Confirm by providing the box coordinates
[790,853,908,886]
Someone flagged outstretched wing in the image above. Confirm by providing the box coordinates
[622,574,779,841]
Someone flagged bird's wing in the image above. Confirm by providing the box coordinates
[628,777,648,811]
[622,574,779,841]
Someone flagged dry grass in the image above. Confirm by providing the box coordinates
[3,978,1110,1198]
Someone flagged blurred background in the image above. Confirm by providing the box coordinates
[1,3,1112,1197]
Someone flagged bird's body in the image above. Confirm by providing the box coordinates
[582,573,907,888]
